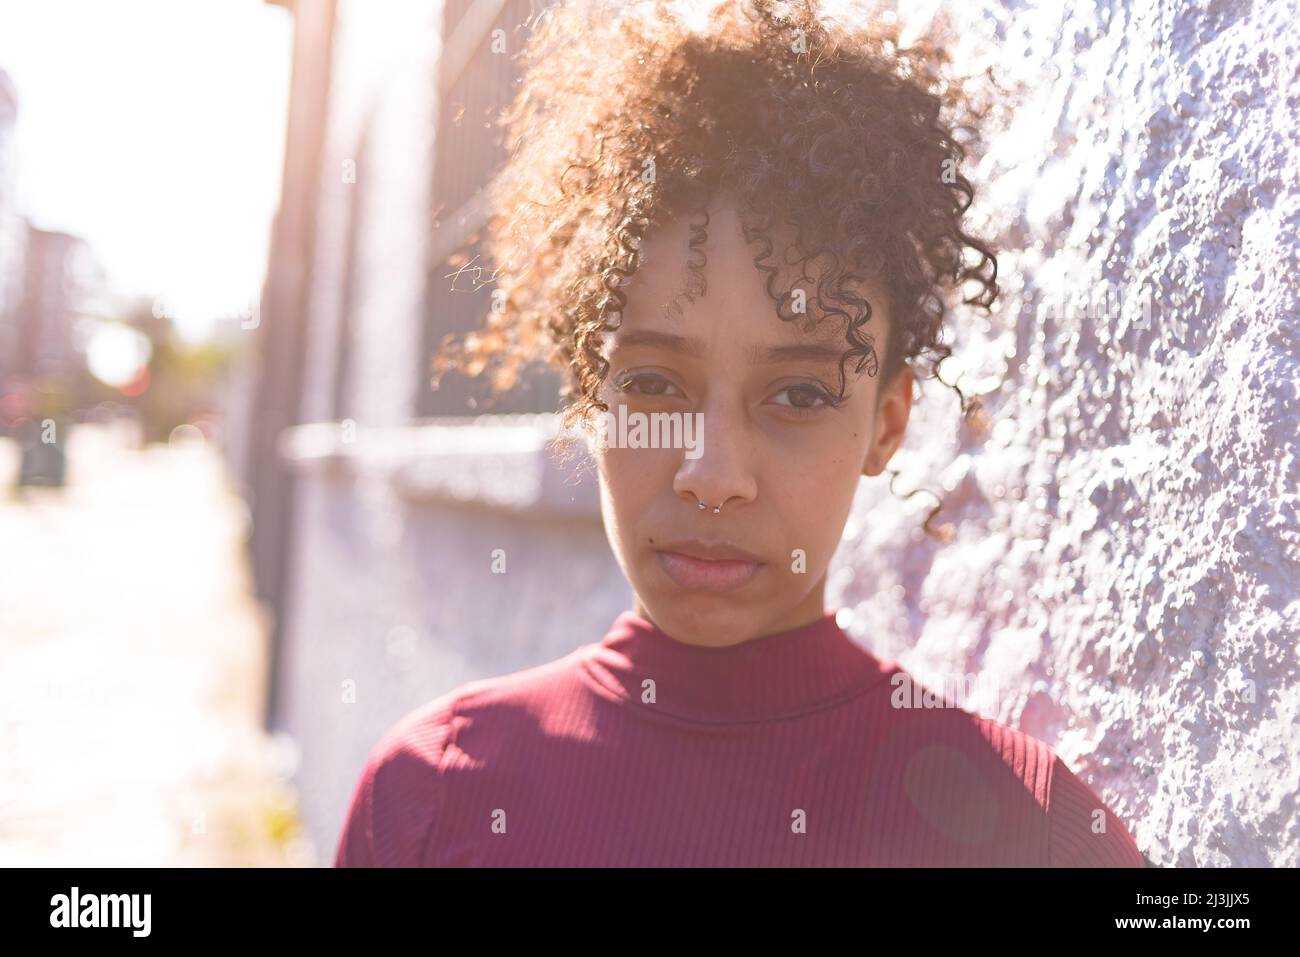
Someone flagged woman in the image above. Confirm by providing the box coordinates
[335,0,1147,867]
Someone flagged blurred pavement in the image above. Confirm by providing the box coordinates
[0,422,310,866]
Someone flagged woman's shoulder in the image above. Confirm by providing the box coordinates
[333,650,595,866]
[1039,744,1148,867]
[881,682,1147,867]
[375,643,596,749]
[332,690,460,867]
[964,709,1147,867]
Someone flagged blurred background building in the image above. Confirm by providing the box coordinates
[0,67,105,481]
[9,228,97,382]
[0,68,22,360]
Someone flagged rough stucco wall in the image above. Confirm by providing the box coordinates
[831,0,1299,865]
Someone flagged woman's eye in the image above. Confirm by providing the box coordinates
[615,372,683,398]
[771,383,834,410]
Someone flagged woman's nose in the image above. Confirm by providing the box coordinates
[671,399,757,511]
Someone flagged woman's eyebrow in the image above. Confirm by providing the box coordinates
[610,329,842,365]
[756,343,844,364]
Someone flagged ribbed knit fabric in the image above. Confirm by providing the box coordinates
[334,609,1146,867]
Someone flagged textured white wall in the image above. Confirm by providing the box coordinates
[831,0,1299,866]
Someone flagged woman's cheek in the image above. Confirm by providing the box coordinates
[599,446,658,513]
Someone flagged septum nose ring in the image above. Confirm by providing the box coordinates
[695,495,723,514]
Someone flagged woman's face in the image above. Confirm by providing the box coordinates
[591,199,913,647]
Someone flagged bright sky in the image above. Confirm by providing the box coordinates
[0,0,292,341]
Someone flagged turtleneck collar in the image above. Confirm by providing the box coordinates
[580,608,892,724]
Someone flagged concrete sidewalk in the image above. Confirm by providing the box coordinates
[0,423,310,866]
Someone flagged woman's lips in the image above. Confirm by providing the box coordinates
[655,550,763,593]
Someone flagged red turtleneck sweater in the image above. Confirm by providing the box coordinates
[334,609,1146,866]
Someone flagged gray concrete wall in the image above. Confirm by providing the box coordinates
[278,420,630,865]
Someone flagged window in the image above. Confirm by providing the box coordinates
[416,0,561,417]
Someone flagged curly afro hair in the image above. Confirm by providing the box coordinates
[432,0,1001,529]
